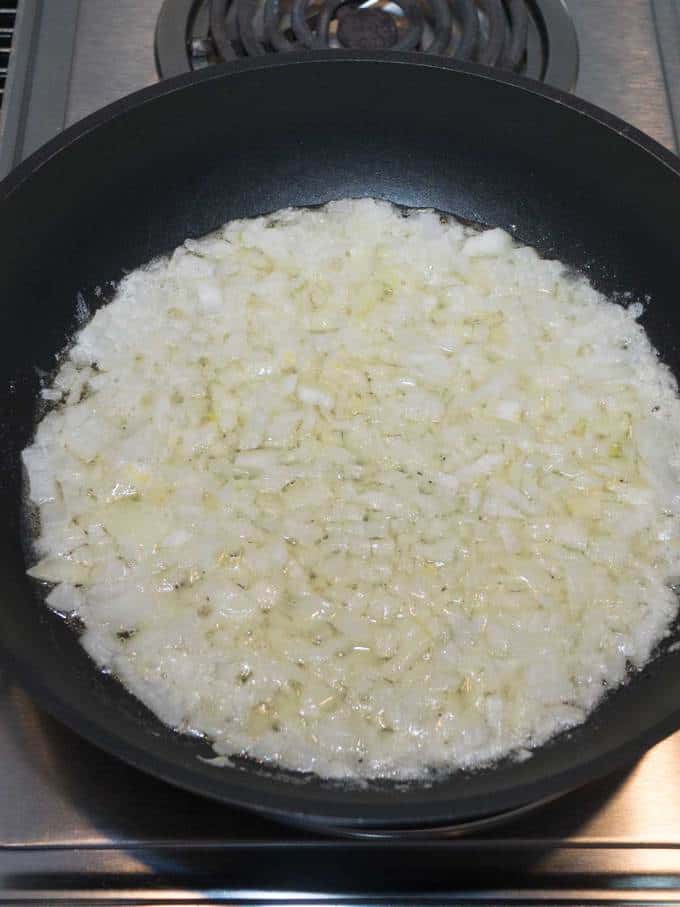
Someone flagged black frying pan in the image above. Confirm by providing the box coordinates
[2,53,680,833]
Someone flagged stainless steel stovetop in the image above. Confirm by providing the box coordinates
[2,1,680,902]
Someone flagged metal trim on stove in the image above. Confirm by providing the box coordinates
[4,841,680,903]
[0,0,81,178]
[532,0,578,91]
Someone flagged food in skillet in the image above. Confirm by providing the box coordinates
[23,199,680,779]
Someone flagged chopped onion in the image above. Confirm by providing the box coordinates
[23,198,680,780]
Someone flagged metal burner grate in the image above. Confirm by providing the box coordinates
[0,2,18,113]
[156,0,579,90]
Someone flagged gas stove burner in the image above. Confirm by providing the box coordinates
[156,0,578,90]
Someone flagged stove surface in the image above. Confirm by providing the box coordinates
[3,0,680,901]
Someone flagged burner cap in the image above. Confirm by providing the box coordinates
[336,6,399,49]
[155,0,579,92]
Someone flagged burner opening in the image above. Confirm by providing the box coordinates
[335,7,401,50]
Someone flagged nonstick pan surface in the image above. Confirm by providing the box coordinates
[2,53,680,832]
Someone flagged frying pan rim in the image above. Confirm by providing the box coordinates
[2,51,680,830]
[2,51,680,203]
